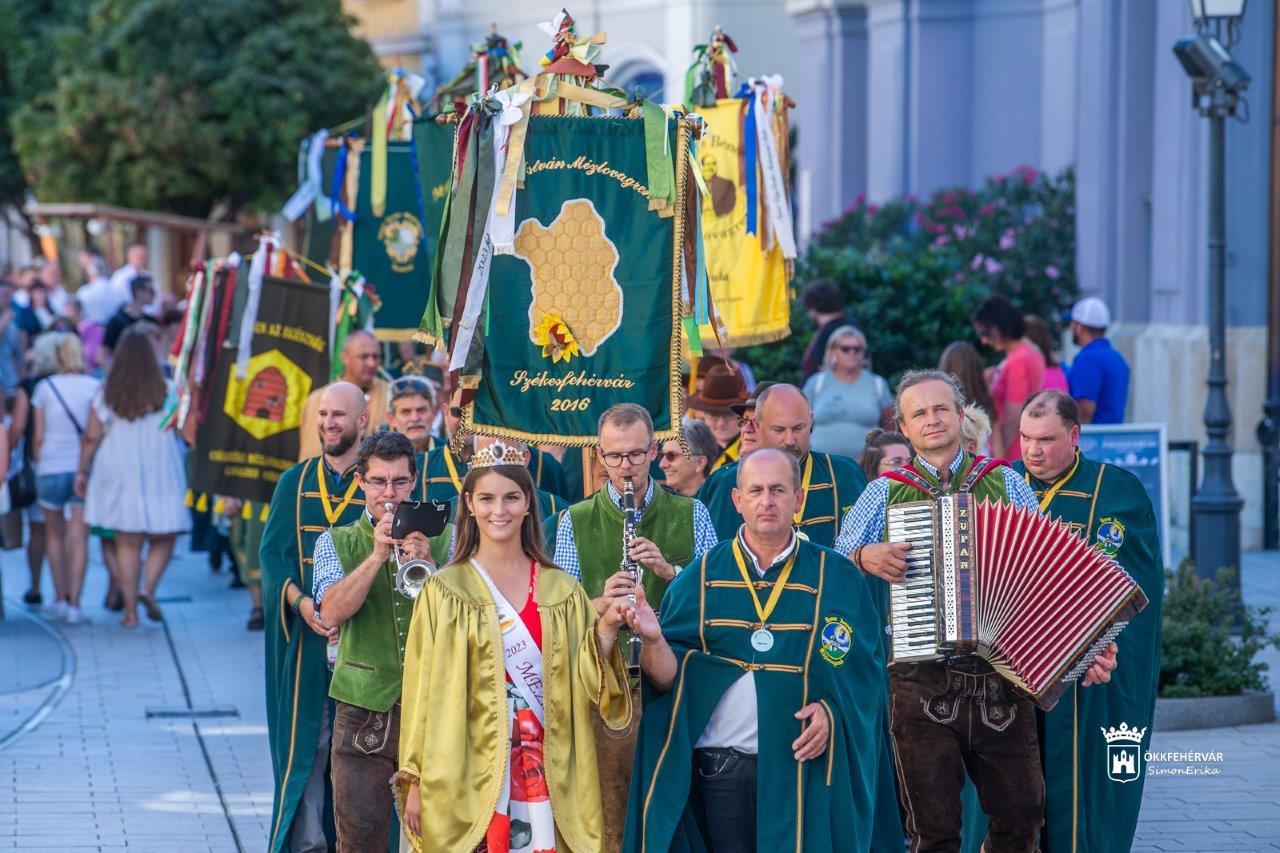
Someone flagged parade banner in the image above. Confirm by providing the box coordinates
[455,116,684,445]
[694,98,792,345]
[303,119,453,341]
[192,277,330,502]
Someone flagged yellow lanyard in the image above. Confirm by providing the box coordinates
[731,537,799,626]
[442,447,464,493]
[793,452,814,525]
[1026,452,1081,513]
[316,462,360,525]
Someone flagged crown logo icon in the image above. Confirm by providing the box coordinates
[471,440,527,470]
[1100,722,1147,744]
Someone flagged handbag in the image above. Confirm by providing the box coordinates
[8,446,36,509]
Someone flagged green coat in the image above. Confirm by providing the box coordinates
[696,451,868,547]
[961,452,1164,853]
[260,457,366,853]
[624,538,888,852]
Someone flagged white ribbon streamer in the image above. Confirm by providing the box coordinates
[235,235,279,379]
[749,76,797,260]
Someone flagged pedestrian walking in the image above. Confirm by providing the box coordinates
[1067,296,1130,424]
[77,327,188,627]
[971,296,1045,460]
[802,324,894,457]
[30,332,97,624]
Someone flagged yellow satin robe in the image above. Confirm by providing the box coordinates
[394,562,633,852]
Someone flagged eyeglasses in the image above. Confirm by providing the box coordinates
[363,476,414,491]
[600,447,651,467]
[836,344,865,354]
[736,415,754,427]
[660,450,685,463]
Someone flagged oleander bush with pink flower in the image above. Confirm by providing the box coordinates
[742,165,1077,386]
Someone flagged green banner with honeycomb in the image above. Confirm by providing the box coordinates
[460,116,685,445]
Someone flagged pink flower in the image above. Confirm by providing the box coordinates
[985,257,1004,275]
[932,234,950,248]
[905,193,918,203]
[978,202,997,216]
[1016,165,1039,185]
[971,254,985,270]
[952,224,969,239]
[867,204,880,215]
[999,229,1016,251]
[1044,264,1061,280]
[853,192,866,208]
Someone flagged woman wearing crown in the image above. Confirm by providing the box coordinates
[394,439,635,852]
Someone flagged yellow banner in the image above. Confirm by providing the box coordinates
[695,98,792,346]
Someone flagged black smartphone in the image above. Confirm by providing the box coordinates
[392,500,450,539]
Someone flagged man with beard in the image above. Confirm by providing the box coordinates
[697,384,867,546]
[260,382,371,853]
[298,331,389,460]
[1066,297,1130,424]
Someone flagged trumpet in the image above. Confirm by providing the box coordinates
[384,503,438,600]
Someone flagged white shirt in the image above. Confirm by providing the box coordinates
[31,374,100,476]
[77,276,127,325]
[694,528,799,754]
[109,264,161,314]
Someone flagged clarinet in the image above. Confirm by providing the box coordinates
[621,479,643,676]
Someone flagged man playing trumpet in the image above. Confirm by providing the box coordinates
[311,431,453,851]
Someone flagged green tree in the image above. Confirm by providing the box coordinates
[10,0,383,218]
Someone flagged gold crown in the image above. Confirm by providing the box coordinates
[471,440,526,469]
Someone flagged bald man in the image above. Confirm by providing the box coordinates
[696,384,868,546]
[260,381,370,852]
[298,331,389,460]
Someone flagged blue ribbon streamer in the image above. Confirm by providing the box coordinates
[691,137,711,327]
[742,95,759,236]
[329,138,359,222]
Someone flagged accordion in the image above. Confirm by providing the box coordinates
[886,493,1148,711]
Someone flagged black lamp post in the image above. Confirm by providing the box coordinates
[1174,0,1250,580]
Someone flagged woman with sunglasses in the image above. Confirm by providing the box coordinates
[801,324,894,458]
[395,440,634,852]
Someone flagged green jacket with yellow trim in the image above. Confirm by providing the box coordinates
[259,457,365,853]
[623,537,886,852]
[696,451,868,547]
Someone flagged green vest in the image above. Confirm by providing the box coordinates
[567,483,694,604]
[327,514,452,712]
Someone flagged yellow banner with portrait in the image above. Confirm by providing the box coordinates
[694,97,793,346]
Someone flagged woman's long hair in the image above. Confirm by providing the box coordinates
[1023,314,1060,368]
[938,341,996,422]
[104,327,166,421]
[451,463,559,570]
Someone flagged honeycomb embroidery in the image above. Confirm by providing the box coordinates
[514,198,624,357]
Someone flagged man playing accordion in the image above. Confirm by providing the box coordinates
[835,369,1119,853]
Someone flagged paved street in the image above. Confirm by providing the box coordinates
[1,539,1278,851]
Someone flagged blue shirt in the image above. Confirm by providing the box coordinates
[1067,338,1129,424]
[832,449,1038,554]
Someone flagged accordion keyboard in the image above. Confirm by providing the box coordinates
[886,501,942,662]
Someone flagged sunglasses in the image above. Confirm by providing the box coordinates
[836,344,865,354]
[660,450,687,463]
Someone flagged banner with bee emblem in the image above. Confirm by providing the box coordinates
[191,276,331,502]
[426,115,688,445]
[303,119,454,341]
[694,97,793,345]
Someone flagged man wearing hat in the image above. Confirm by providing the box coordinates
[688,362,750,473]
[1068,296,1130,424]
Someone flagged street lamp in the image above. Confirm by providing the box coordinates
[1174,0,1249,581]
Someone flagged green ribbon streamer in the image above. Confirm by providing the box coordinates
[370,90,389,218]
[643,101,675,208]
[683,315,703,356]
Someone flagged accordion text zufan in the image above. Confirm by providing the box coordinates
[886,495,1148,711]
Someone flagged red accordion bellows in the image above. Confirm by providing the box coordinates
[886,494,1148,711]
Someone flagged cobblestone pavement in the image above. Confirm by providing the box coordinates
[2,539,1279,851]
[0,538,269,852]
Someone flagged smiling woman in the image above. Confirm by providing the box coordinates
[393,442,634,852]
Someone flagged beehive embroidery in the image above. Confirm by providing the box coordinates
[514,198,623,357]
[243,366,287,421]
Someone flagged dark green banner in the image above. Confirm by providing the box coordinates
[192,277,330,502]
[465,116,682,445]
[303,119,454,341]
